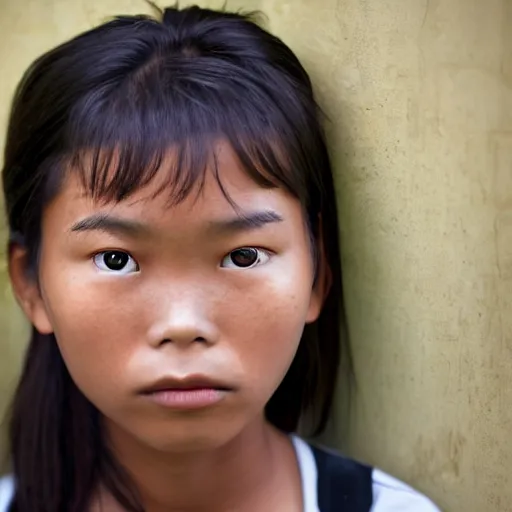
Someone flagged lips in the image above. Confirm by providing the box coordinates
[139,374,233,394]
[139,375,233,410]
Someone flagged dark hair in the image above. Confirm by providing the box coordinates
[2,5,350,511]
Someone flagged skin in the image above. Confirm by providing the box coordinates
[9,143,330,512]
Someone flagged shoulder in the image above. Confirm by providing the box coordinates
[305,441,440,512]
[0,475,14,511]
[371,469,440,511]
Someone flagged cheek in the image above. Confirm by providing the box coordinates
[43,256,145,337]
[41,270,140,398]
[243,310,304,393]
[224,265,313,392]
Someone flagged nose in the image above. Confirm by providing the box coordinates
[147,293,220,349]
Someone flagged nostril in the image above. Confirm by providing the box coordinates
[159,337,208,345]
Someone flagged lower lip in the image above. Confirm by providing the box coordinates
[143,388,227,410]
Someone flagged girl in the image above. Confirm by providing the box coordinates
[0,5,439,512]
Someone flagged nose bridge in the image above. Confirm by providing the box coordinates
[147,278,219,347]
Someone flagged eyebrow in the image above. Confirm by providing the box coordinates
[70,213,151,237]
[209,210,284,234]
[69,210,284,237]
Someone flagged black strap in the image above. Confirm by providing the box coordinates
[311,444,373,512]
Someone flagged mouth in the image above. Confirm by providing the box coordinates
[139,375,233,410]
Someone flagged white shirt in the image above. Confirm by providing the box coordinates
[0,437,440,511]
[292,437,440,511]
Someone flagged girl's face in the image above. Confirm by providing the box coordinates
[11,143,326,451]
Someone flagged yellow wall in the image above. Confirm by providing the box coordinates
[1,1,511,510]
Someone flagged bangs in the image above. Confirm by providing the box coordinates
[64,54,310,209]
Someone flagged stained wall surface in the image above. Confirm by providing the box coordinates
[1,1,511,510]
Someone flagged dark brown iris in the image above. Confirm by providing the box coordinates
[230,248,258,268]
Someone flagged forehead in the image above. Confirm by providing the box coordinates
[45,142,301,230]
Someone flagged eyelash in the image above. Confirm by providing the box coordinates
[220,247,272,270]
[92,247,273,274]
[93,251,139,275]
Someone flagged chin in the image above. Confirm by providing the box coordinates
[142,425,243,454]
[153,434,228,453]
[105,398,264,455]
[129,414,250,454]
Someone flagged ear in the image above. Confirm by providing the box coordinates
[305,217,333,324]
[8,243,53,334]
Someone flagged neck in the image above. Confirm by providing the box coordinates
[96,418,301,512]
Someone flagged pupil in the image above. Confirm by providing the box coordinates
[104,251,128,270]
[231,248,258,267]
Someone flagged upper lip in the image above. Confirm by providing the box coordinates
[140,374,233,394]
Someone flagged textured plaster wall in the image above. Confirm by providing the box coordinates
[0,1,511,510]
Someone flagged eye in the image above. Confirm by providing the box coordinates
[221,247,271,269]
[93,251,139,274]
